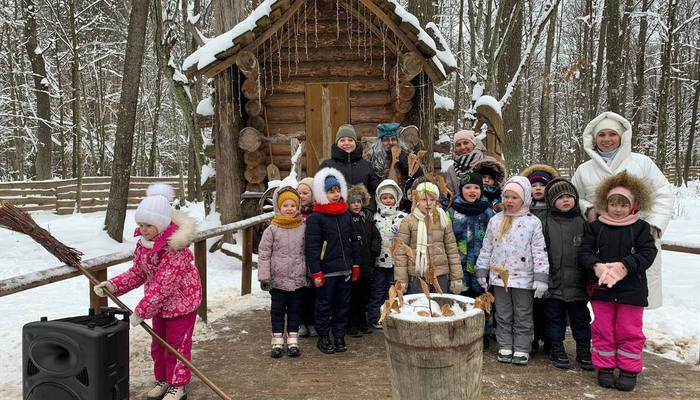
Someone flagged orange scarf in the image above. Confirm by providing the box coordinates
[271,214,303,229]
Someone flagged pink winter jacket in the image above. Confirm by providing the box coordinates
[257,223,307,291]
[110,211,202,319]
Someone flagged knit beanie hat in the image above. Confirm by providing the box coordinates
[135,183,174,233]
[414,182,439,198]
[594,117,624,136]
[377,122,400,139]
[276,188,300,210]
[528,170,553,186]
[324,175,341,192]
[297,177,314,191]
[459,171,483,195]
[335,124,357,144]
[546,179,578,208]
[503,180,526,203]
[454,130,477,146]
[377,181,399,201]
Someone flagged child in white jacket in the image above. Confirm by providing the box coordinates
[476,176,549,366]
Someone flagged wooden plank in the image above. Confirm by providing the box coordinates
[269,78,392,94]
[194,240,208,323]
[242,227,253,296]
[305,83,324,176]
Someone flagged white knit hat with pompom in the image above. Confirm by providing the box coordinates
[134,183,174,233]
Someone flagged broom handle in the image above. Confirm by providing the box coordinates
[75,262,230,400]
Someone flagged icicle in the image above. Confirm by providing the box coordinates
[295,11,300,73]
[256,46,262,113]
[357,5,361,57]
[268,38,274,95]
[336,0,340,39]
[287,20,291,77]
[314,0,319,46]
[233,67,242,118]
[277,31,282,85]
[346,1,351,49]
[262,44,268,98]
[382,26,387,79]
[363,5,367,61]
[304,4,309,59]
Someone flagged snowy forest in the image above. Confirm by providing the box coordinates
[1,0,699,186]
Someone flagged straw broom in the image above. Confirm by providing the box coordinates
[0,200,230,400]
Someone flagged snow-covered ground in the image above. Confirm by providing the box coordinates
[1,183,700,398]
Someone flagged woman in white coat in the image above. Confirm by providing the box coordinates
[571,111,674,309]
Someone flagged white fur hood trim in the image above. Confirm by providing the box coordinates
[168,211,197,250]
[312,167,348,205]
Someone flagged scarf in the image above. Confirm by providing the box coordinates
[504,203,530,217]
[314,201,348,215]
[596,147,620,164]
[598,211,639,227]
[271,214,303,229]
[412,207,450,276]
[451,196,490,216]
[134,223,176,252]
[453,152,484,176]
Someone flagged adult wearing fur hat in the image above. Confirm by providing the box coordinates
[446,129,496,194]
[571,111,673,309]
[319,124,378,211]
[306,167,361,354]
[366,122,424,210]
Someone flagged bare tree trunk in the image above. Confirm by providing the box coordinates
[538,3,557,165]
[148,69,162,176]
[683,52,700,186]
[497,0,524,174]
[673,55,681,186]
[70,0,83,212]
[22,0,53,180]
[105,0,150,242]
[592,0,606,120]
[631,0,651,150]
[618,0,634,116]
[655,0,677,170]
[453,0,464,132]
[604,0,621,113]
[9,42,25,181]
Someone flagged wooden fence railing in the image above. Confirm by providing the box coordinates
[0,176,187,214]
[0,212,273,323]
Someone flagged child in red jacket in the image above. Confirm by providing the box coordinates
[94,183,201,400]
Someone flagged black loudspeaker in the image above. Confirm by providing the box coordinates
[22,308,130,400]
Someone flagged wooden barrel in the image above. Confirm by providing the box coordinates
[383,294,484,400]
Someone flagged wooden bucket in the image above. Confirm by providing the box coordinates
[383,294,484,400]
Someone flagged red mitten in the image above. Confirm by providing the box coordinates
[312,272,325,287]
[351,265,360,282]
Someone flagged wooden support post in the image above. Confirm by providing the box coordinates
[90,269,108,312]
[194,240,208,323]
[242,226,253,295]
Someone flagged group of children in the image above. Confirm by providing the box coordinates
[92,124,656,399]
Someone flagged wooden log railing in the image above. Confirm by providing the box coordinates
[0,212,273,323]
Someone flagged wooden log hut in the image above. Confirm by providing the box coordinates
[184,0,455,216]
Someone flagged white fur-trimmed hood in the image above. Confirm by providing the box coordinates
[312,167,348,205]
[582,111,633,171]
[167,211,197,250]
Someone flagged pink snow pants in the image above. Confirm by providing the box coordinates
[590,300,645,373]
[151,311,197,386]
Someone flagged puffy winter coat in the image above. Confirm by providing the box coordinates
[445,142,494,194]
[578,219,658,307]
[447,197,495,277]
[475,212,550,289]
[540,209,588,301]
[257,187,307,291]
[110,211,202,319]
[319,144,378,211]
[374,180,407,269]
[350,209,382,278]
[394,213,463,285]
[571,111,673,309]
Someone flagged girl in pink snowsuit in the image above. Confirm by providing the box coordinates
[94,183,201,400]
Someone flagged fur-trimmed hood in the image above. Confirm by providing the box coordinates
[166,211,197,250]
[520,164,559,180]
[312,167,348,205]
[473,159,506,188]
[593,171,653,213]
[347,183,370,207]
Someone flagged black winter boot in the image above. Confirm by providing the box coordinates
[549,341,570,369]
[334,336,347,352]
[615,370,638,391]
[597,368,615,388]
[316,335,335,354]
[576,341,594,371]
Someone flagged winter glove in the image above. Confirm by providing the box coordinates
[603,262,628,287]
[130,313,144,327]
[312,272,325,288]
[477,277,488,291]
[352,265,360,282]
[586,208,598,222]
[533,281,548,299]
[450,280,462,295]
[93,281,115,298]
[260,281,272,291]
[593,263,608,278]
[597,268,610,287]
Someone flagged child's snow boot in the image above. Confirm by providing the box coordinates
[271,333,285,358]
[287,332,300,357]
[549,341,570,369]
[317,335,335,354]
[575,341,594,371]
[615,370,637,391]
[597,368,615,388]
[162,386,187,400]
[497,349,512,363]
[308,325,318,337]
[147,380,169,400]
[298,324,309,337]
[511,351,529,365]
[334,336,347,352]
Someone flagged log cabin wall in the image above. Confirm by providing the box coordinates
[239,0,428,188]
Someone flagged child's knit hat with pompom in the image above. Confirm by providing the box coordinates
[135,183,174,233]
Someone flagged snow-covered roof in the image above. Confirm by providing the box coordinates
[183,0,455,83]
